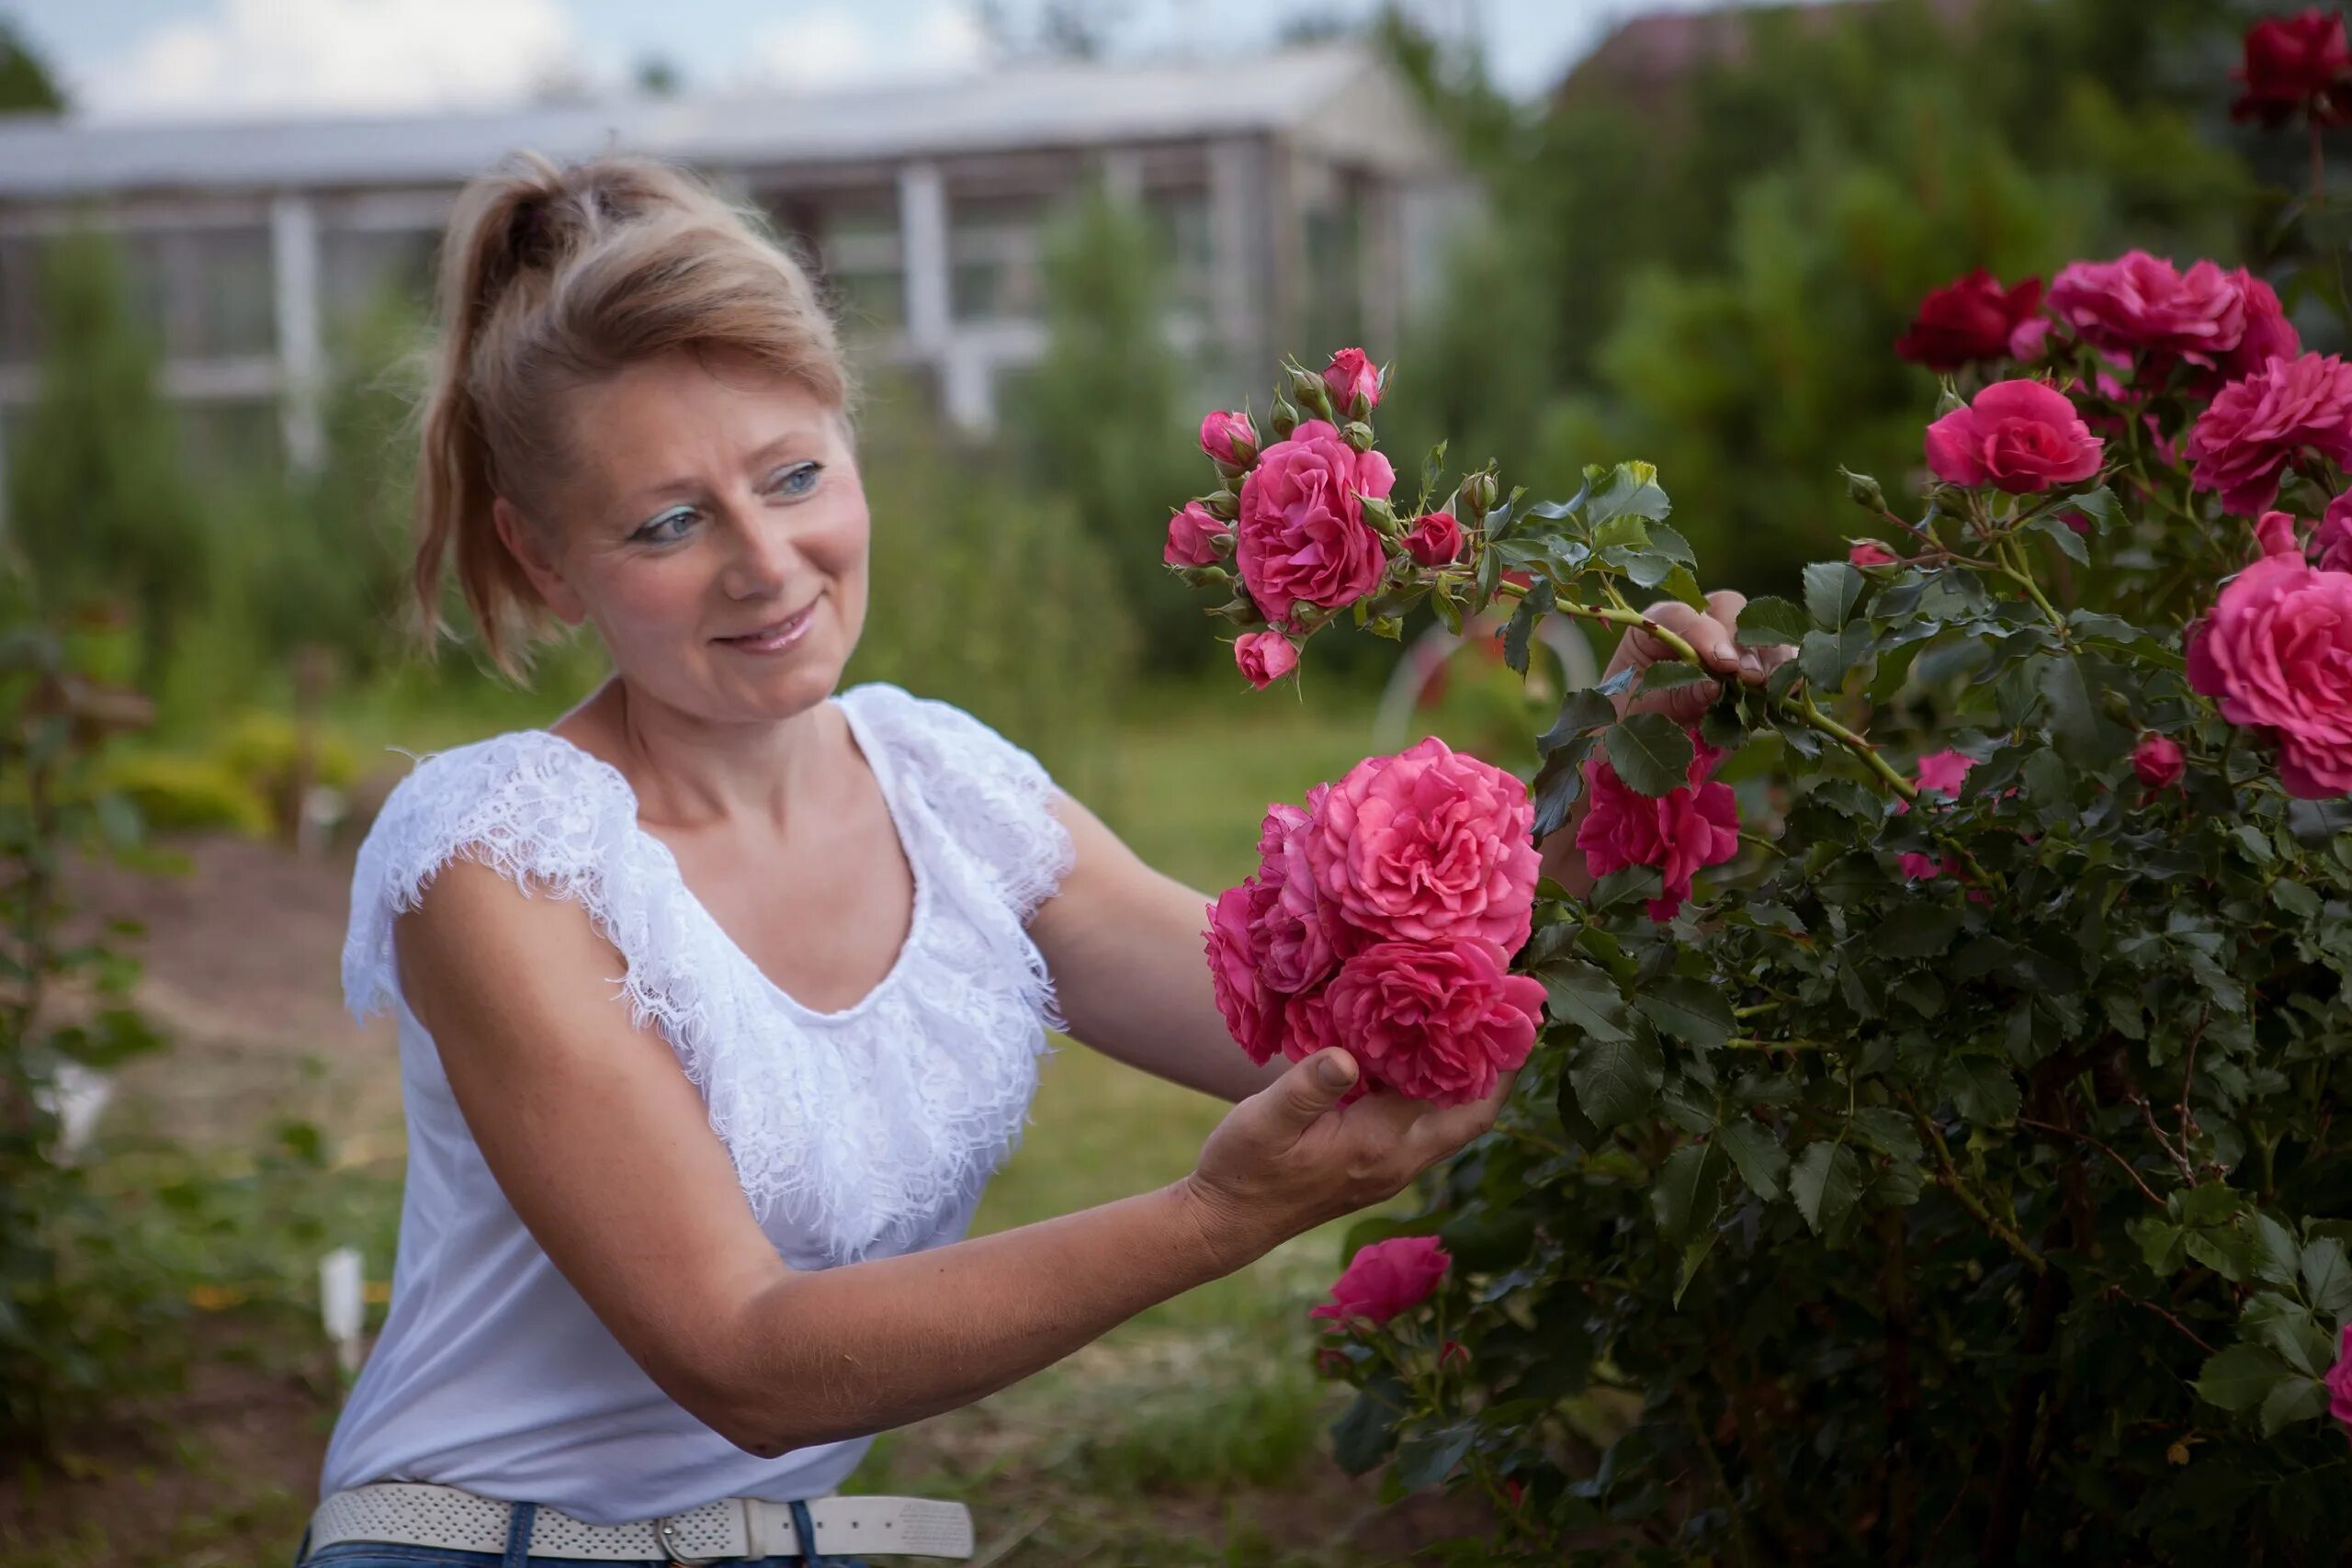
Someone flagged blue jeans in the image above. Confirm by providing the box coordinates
[295,1498,872,1568]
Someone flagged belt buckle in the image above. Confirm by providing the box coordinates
[653,1497,750,1565]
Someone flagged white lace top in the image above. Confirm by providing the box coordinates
[322,683,1072,1524]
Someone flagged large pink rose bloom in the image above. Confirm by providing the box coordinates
[2048,253,2247,367]
[1309,1235,1451,1329]
[2187,548,2352,797]
[1308,735,1540,952]
[1924,379,2105,493]
[2188,352,2352,516]
[1234,419,1395,620]
[1326,938,1545,1106]
[1577,737,1740,919]
[1204,881,1283,1065]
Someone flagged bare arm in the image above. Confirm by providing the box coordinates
[396,859,1492,1458]
[1028,792,1288,1104]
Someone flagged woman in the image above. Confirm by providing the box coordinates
[302,152,1768,1568]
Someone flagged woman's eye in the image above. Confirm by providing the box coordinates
[633,507,697,544]
[766,461,821,500]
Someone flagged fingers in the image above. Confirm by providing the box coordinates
[1269,1049,1358,1134]
[1642,600,1743,679]
[1402,1069,1519,1163]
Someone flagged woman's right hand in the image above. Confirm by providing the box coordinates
[1178,1048,1516,1273]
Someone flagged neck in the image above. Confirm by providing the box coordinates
[576,676,840,832]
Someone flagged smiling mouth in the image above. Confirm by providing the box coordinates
[716,600,818,653]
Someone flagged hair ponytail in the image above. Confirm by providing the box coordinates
[408,152,848,680]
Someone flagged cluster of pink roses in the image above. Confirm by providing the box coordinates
[1885,239,2352,803]
[1204,736,1545,1107]
[1165,347,1472,689]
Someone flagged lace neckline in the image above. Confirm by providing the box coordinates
[529,690,933,1026]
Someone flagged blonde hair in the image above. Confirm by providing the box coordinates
[413,152,850,676]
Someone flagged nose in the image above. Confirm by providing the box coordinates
[714,497,799,602]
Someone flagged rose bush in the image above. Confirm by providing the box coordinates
[1170,190,2352,1554]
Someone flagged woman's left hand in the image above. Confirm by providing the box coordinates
[1604,589,1792,725]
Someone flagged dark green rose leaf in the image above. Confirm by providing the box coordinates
[1571,1031,1665,1133]
[1634,977,1735,1049]
[1736,594,1809,648]
[1791,1141,1862,1237]
[1803,560,1867,630]
[2196,1344,2290,1413]
[1604,712,1695,797]
[1717,1118,1789,1202]
[1540,958,1630,1043]
[1503,577,1555,675]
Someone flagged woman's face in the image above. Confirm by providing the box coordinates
[505,347,869,728]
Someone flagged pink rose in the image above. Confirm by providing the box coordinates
[1849,539,1897,568]
[1324,937,1544,1107]
[1898,852,1956,882]
[2048,253,2247,368]
[2255,510,2305,559]
[1322,346,1383,416]
[1234,419,1395,619]
[1204,881,1283,1064]
[1234,631,1299,689]
[2327,1323,2352,1438]
[1894,270,2044,372]
[2317,491,2352,571]
[1165,500,1227,567]
[1575,736,1741,920]
[1309,735,1541,952]
[1915,749,1977,797]
[2233,9,2352,129]
[1405,511,1464,568]
[2211,271,2301,390]
[1199,409,1258,468]
[2188,548,2352,796]
[2007,317,2052,361]
[2132,734,2186,790]
[2188,352,2352,516]
[1251,794,1339,995]
[1924,378,2105,493]
[1309,1235,1451,1329]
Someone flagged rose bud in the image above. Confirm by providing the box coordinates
[1457,470,1498,520]
[1287,363,1334,420]
[1164,501,1228,568]
[2133,733,2186,790]
[1406,511,1464,567]
[1199,409,1258,468]
[1234,631,1299,688]
[1848,539,1897,568]
[1323,346,1384,418]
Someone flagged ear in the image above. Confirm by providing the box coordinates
[492,496,587,626]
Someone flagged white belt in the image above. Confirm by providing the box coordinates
[307,1483,975,1562]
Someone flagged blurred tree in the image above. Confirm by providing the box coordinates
[1395,0,2255,592]
[1002,185,1203,670]
[633,54,683,97]
[8,230,201,682]
[849,374,1133,791]
[0,17,62,113]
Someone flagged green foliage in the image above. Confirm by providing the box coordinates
[0,579,175,1447]
[848,379,1135,787]
[8,230,204,681]
[1003,186,1203,670]
[0,17,63,114]
[1399,0,2252,596]
[1175,172,2352,1562]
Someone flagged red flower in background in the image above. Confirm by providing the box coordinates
[1576,736,1741,919]
[2187,351,2352,515]
[2133,735,2187,791]
[2232,8,2352,129]
[1895,270,2044,371]
[1309,1235,1451,1329]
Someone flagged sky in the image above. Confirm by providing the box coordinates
[4,0,1750,119]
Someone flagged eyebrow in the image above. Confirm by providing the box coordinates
[625,432,820,510]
